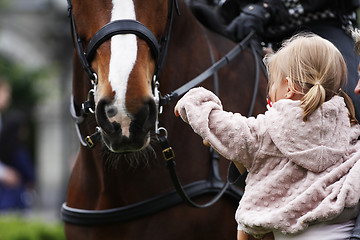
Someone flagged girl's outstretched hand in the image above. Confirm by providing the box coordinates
[203,139,210,147]
[174,103,180,117]
[174,101,188,123]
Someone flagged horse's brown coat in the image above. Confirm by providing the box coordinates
[65,0,268,239]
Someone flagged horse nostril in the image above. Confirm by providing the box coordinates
[112,121,121,132]
[105,105,118,118]
[131,98,157,132]
[142,98,157,131]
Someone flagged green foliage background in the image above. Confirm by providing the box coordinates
[0,216,65,240]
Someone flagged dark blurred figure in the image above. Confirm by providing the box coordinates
[190,0,360,121]
[0,78,35,212]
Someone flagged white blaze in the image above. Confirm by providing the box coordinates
[108,0,137,137]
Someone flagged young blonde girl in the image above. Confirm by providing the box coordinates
[174,33,360,239]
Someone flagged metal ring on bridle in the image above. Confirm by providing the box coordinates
[157,127,168,138]
[91,73,98,85]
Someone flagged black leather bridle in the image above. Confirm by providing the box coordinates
[66,0,177,81]
[62,0,263,226]
[67,0,179,147]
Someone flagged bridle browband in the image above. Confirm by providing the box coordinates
[63,0,264,226]
[67,0,179,80]
[86,20,160,64]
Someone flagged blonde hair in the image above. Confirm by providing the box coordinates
[265,33,357,124]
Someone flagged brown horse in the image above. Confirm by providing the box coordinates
[63,0,268,239]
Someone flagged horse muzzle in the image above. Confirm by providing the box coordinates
[95,97,157,153]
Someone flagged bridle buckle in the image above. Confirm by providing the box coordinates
[162,147,175,161]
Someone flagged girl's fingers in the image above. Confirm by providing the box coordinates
[203,139,210,147]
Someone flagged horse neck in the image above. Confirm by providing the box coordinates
[162,1,233,89]
[68,1,231,209]
[171,1,208,54]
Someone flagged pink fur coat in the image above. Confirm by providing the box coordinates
[176,87,360,236]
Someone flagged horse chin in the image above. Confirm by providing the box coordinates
[101,134,157,169]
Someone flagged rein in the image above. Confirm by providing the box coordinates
[64,0,264,226]
[154,31,263,208]
[159,31,256,109]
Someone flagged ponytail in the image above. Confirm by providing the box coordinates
[301,85,358,125]
[301,82,326,121]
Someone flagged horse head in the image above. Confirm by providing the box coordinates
[71,0,172,153]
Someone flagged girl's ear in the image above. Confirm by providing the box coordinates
[355,78,360,95]
[284,77,295,99]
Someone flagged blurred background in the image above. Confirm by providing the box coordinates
[0,0,359,239]
[0,0,77,238]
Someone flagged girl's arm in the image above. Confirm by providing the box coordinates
[174,87,261,170]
